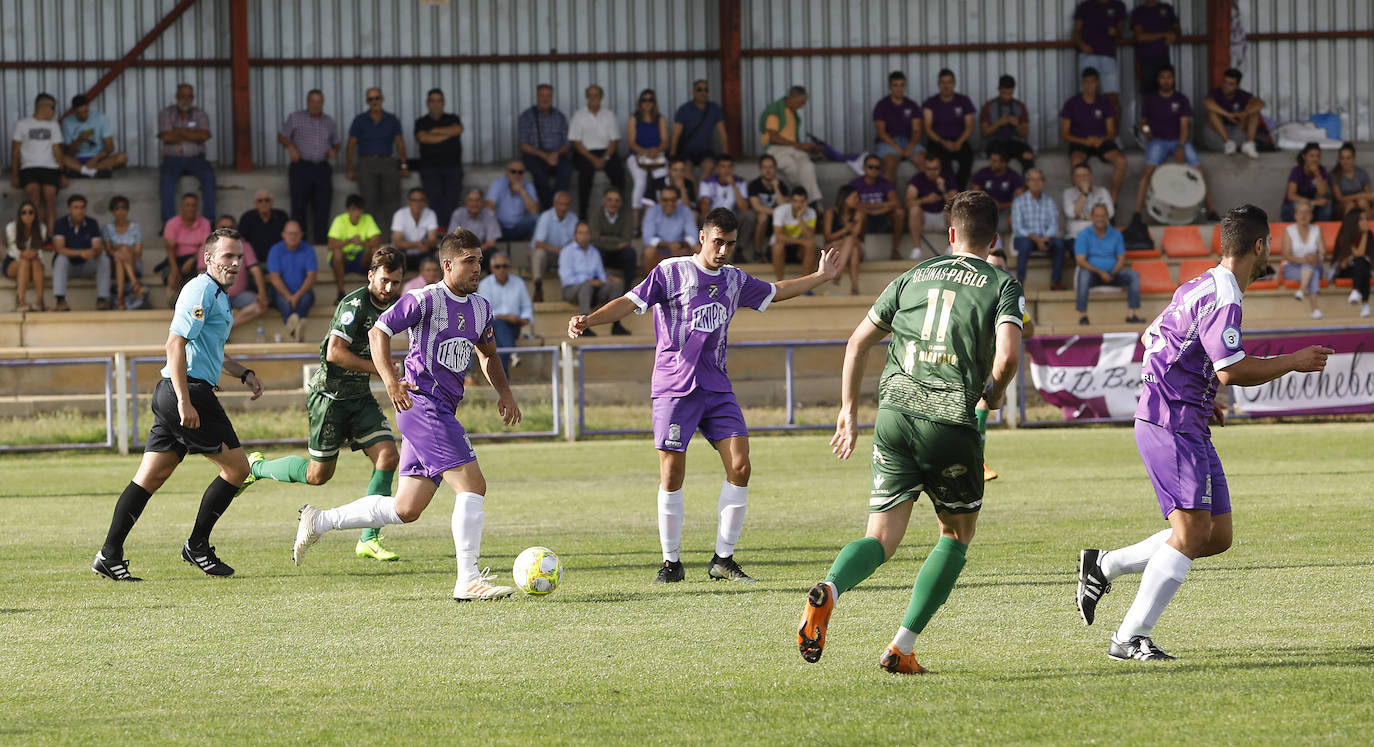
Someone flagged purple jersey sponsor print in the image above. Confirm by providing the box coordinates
[626,256,776,397]
[375,282,495,413]
[1136,266,1246,433]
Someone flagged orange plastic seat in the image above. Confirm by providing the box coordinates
[1317,221,1341,252]
[1249,274,1279,290]
[1269,222,1292,247]
[1125,246,1163,260]
[1334,277,1353,288]
[1132,260,1176,294]
[1177,259,1216,285]
[1161,225,1210,258]
[1210,225,1223,255]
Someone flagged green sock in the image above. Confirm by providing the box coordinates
[824,536,887,595]
[253,455,309,483]
[975,408,989,442]
[359,469,395,543]
[900,536,968,635]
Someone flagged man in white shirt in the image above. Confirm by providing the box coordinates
[569,84,627,218]
[1061,163,1115,242]
[476,251,534,373]
[390,187,439,269]
[697,155,757,257]
[11,92,69,238]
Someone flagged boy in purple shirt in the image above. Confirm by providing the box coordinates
[568,208,841,584]
[1202,68,1265,157]
[293,229,525,602]
[872,70,924,185]
[1061,68,1128,205]
[1076,205,1333,661]
[922,69,977,187]
[848,153,904,258]
[904,154,959,254]
[970,151,1025,232]
[1133,64,1219,221]
[1072,0,1127,119]
[1130,0,1180,96]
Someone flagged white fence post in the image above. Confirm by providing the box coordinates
[114,353,130,454]
[560,341,577,442]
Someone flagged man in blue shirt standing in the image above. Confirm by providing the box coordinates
[1075,204,1144,325]
[346,87,409,238]
[93,228,266,581]
[559,222,630,336]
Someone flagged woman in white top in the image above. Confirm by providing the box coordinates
[5,200,49,311]
[625,89,669,230]
[1281,198,1325,319]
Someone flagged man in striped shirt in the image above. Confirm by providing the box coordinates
[278,90,340,244]
[157,83,216,222]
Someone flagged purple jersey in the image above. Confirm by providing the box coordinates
[1130,2,1178,59]
[1142,91,1193,141]
[1136,266,1246,433]
[375,282,495,412]
[1074,0,1127,56]
[922,94,976,141]
[909,170,958,213]
[1060,94,1113,138]
[849,176,896,205]
[971,167,1023,204]
[626,256,776,397]
[872,96,920,140]
[1208,87,1254,114]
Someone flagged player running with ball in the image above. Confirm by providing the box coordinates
[568,208,841,584]
[1075,205,1332,661]
[292,229,524,601]
[798,191,1025,674]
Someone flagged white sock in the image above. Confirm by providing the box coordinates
[714,481,748,558]
[317,494,401,532]
[453,492,485,584]
[80,165,97,176]
[1115,543,1192,641]
[657,487,684,562]
[890,626,918,655]
[1100,529,1172,580]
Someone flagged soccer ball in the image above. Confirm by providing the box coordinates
[512,546,562,595]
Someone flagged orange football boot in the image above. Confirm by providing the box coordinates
[879,645,928,674]
[797,582,835,663]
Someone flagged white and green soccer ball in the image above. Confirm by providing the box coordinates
[512,546,563,595]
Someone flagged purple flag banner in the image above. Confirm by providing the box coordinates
[1025,333,1144,420]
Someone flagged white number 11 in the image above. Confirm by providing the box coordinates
[921,288,957,342]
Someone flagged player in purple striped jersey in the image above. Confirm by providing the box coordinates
[568,208,841,583]
[292,229,524,601]
[1076,205,1332,660]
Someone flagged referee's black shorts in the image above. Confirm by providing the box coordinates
[146,378,241,458]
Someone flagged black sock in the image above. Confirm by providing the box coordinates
[188,476,238,547]
[102,481,154,559]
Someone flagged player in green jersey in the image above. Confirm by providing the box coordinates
[798,191,1024,674]
[245,246,407,560]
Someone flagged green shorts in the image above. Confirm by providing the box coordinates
[307,390,394,462]
[869,408,984,515]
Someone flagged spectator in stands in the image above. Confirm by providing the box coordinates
[162,193,210,303]
[626,88,668,227]
[1012,169,1066,290]
[588,188,637,284]
[203,215,267,325]
[391,187,439,269]
[278,89,339,244]
[904,153,958,259]
[644,157,698,219]
[530,191,578,302]
[476,251,535,372]
[449,188,502,265]
[823,185,865,295]
[103,196,147,310]
[760,85,824,208]
[559,221,628,335]
[414,88,464,229]
[981,74,1034,173]
[157,84,215,222]
[61,94,127,177]
[326,194,382,303]
[569,84,626,219]
[970,150,1025,233]
[1282,143,1334,222]
[1072,0,1126,122]
[849,154,905,259]
[641,185,698,275]
[402,253,443,294]
[1331,142,1373,219]
[670,79,728,179]
[747,155,789,255]
[1134,64,1220,222]
[52,194,109,311]
[1063,163,1115,242]
[873,70,924,185]
[699,155,756,255]
[346,87,407,231]
[5,200,48,311]
[1061,67,1127,205]
[10,92,67,238]
[1131,0,1180,97]
[518,84,573,209]
[1332,208,1372,318]
[485,160,540,240]
[238,189,289,264]
[1202,68,1263,158]
[266,220,317,341]
[770,186,818,282]
[922,69,977,188]
[1281,199,1326,320]
[1075,203,1143,325]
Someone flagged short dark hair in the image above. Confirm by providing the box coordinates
[787,85,807,98]
[439,228,481,258]
[35,93,55,107]
[346,194,365,209]
[1082,67,1100,80]
[1223,68,1243,83]
[419,253,442,268]
[998,74,1015,89]
[716,153,734,164]
[204,227,241,252]
[217,214,236,226]
[990,248,1008,261]
[182,192,199,203]
[71,94,89,108]
[109,195,129,211]
[888,71,906,84]
[67,193,87,207]
[659,185,679,199]
[937,68,955,80]
[1157,62,1176,77]
[702,207,739,236]
[426,88,444,99]
[407,187,426,200]
[1219,204,1270,259]
[791,185,808,199]
[307,88,323,98]
[759,154,776,167]
[668,156,688,167]
[945,191,999,250]
[371,245,405,272]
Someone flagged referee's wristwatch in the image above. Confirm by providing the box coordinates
[240,368,256,384]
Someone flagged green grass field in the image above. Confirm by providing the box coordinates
[3,423,1372,744]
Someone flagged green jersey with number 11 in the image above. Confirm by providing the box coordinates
[866,253,1025,429]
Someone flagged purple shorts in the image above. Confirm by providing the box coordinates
[396,393,477,484]
[652,389,749,452]
[1134,419,1231,518]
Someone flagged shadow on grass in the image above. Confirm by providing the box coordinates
[992,644,1374,681]
[556,586,768,603]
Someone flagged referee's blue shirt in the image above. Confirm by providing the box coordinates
[161,273,234,382]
